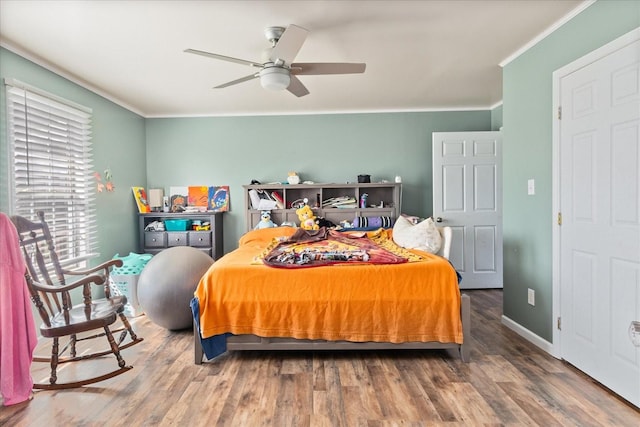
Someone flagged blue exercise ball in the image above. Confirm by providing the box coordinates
[137,246,213,330]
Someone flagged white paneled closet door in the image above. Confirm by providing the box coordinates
[557,33,640,408]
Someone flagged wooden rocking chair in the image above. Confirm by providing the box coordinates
[11,211,143,389]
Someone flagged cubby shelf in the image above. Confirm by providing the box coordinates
[244,182,401,231]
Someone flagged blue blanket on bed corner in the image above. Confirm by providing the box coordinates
[190,297,228,360]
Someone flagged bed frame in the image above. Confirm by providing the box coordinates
[193,225,470,364]
[194,293,470,364]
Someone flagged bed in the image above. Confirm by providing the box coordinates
[192,226,470,364]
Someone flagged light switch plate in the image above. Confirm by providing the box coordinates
[528,179,535,195]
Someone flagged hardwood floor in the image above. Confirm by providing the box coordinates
[2,290,638,426]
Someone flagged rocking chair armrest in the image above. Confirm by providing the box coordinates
[29,274,105,294]
[61,259,124,276]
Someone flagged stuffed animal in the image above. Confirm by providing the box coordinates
[296,205,319,230]
[287,171,300,185]
[254,211,277,230]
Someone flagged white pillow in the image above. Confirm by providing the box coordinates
[392,216,442,254]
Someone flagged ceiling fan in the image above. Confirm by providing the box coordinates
[184,24,366,97]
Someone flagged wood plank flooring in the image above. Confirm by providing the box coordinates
[2,290,638,426]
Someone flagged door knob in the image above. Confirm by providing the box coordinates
[435,217,443,223]
[630,321,640,347]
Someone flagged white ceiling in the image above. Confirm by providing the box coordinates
[0,0,587,118]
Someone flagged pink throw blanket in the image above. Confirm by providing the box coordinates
[0,213,37,405]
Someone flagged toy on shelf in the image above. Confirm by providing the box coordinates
[287,172,300,185]
[254,211,277,230]
[296,205,319,230]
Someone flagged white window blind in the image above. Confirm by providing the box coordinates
[6,79,98,267]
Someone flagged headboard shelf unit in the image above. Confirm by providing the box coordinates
[244,182,401,230]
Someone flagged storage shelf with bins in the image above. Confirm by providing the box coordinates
[243,182,401,231]
[138,212,223,259]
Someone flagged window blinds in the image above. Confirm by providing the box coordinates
[6,80,98,267]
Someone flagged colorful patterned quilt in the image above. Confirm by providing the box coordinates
[261,227,418,268]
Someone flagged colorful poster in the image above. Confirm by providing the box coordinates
[188,186,209,208]
[208,186,229,212]
[131,187,150,213]
[169,186,189,212]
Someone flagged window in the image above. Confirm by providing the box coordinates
[5,79,97,268]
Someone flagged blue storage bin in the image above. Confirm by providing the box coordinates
[164,219,192,231]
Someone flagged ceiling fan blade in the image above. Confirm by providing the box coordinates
[291,63,366,75]
[270,25,309,64]
[214,73,259,89]
[184,49,263,68]
[287,75,310,97]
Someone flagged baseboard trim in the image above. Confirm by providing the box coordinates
[501,315,558,358]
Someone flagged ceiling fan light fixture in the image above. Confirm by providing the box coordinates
[185,23,365,97]
[260,67,290,91]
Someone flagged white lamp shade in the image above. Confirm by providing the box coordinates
[260,67,290,91]
[148,188,164,209]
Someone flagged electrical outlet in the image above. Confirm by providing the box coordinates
[527,179,535,195]
[528,288,535,306]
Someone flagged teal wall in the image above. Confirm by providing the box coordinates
[0,47,147,263]
[146,111,491,252]
[491,104,503,131]
[502,0,640,341]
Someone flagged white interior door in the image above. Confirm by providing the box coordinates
[557,35,640,408]
[432,131,502,289]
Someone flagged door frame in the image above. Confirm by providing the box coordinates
[551,27,640,358]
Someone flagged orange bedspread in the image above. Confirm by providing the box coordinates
[195,227,463,344]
